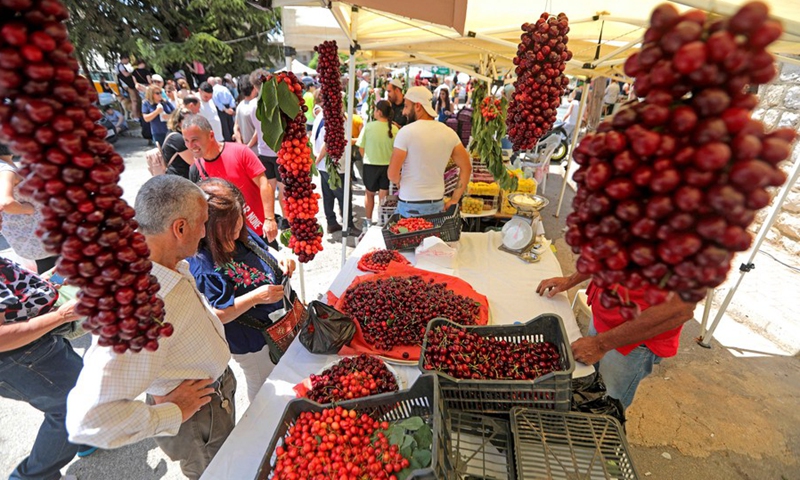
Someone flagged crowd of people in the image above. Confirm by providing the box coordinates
[0,52,693,480]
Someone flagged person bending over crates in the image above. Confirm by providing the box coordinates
[536,272,696,410]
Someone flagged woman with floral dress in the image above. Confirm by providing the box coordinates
[188,179,295,401]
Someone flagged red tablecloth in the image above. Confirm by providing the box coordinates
[328,263,490,361]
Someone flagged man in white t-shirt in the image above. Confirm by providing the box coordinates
[198,82,224,141]
[388,86,472,217]
[603,80,620,116]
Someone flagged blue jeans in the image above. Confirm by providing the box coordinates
[319,171,354,229]
[396,200,445,217]
[588,320,662,409]
[0,335,83,480]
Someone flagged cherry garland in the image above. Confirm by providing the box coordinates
[271,72,324,263]
[0,0,171,354]
[314,40,346,188]
[565,2,796,317]
[507,12,572,152]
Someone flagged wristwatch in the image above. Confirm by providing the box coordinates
[266,217,276,222]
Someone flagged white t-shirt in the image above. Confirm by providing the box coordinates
[199,100,224,141]
[604,82,620,104]
[565,99,580,129]
[248,102,277,157]
[235,99,258,155]
[393,120,460,201]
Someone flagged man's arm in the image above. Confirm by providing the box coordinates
[387,148,407,185]
[571,294,696,364]
[253,173,277,242]
[0,300,79,352]
[445,143,472,209]
[0,171,35,215]
[535,272,592,298]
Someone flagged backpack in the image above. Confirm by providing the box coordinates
[145,132,180,176]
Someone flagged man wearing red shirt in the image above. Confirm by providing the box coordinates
[537,272,695,408]
[182,115,278,242]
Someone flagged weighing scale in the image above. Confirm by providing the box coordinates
[499,193,549,263]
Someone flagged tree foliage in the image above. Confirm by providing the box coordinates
[65,0,282,75]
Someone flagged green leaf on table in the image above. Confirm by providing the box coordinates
[396,226,409,234]
[398,467,414,479]
[401,434,415,450]
[388,425,406,446]
[396,417,425,431]
[276,81,301,119]
[400,444,413,461]
[413,449,432,468]
[413,424,433,450]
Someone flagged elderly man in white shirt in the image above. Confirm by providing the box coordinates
[66,175,235,480]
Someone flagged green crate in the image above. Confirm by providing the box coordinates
[255,374,449,480]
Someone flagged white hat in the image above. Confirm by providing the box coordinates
[151,74,164,83]
[224,73,233,80]
[404,86,436,118]
[389,78,404,90]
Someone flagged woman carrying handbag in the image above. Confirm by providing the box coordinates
[188,179,300,402]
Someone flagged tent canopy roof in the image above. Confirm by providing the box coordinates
[278,0,800,79]
[275,58,318,75]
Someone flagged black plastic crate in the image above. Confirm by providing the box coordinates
[255,374,449,480]
[510,409,639,480]
[382,204,462,250]
[447,411,516,480]
[419,315,574,413]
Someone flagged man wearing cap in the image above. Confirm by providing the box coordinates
[387,86,472,217]
[386,78,408,127]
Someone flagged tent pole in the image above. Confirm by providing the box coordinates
[591,37,642,67]
[554,80,590,217]
[699,287,714,339]
[697,155,800,347]
[341,6,358,268]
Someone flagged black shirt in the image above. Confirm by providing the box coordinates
[391,100,408,127]
[132,67,150,86]
[161,132,190,178]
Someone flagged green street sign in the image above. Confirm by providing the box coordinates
[432,67,451,75]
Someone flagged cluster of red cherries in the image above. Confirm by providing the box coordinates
[272,72,323,263]
[357,249,411,273]
[314,40,346,164]
[306,354,399,403]
[0,0,171,353]
[422,324,562,380]
[566,2,796,317]
[273,407,410,479]
[388,217,434,235]
[507,12,572,151]
[342,276,481,350]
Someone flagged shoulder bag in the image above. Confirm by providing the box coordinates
[146,132,181,176]
[232,239,307,364]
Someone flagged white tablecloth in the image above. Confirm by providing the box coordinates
[201,229,593,480]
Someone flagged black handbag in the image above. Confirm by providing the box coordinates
[232,239,307,364]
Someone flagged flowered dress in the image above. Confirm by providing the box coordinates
[188,229,282,354]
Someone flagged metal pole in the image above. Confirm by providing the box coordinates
[699,287,714,339]
[298,263,306,303]
[341,7,358,267]
[698,155,800,347]
[555,80,590,217]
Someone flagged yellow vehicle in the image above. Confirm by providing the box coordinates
[88,71,121,96]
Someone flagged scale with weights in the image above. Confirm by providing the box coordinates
[500,193,549,263]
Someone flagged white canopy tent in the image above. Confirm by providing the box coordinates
[275,58,318,75]
[275,0,800,347]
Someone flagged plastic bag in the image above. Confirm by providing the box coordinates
[299,301,356,355]
[571,370,626,429]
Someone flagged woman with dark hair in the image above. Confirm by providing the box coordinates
[161,107,195,178]
[355,100,398,226]
[435,87,452,122]
[187,179,295,402]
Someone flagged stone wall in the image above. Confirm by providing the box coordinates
[751,61,800,256]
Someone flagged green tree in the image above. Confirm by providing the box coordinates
[65,0,282,76]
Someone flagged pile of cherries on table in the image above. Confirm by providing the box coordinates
[306,354,399,404]
[0,0,171,353]
[314,40,346,164]
[422,324,562,380]
[342,276,481,351]
[507,12,572,151]
[357,249,410,273]
[273,72,323,263]
[566,1,797,318]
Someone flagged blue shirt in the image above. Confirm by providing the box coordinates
[188,229,282,355]
[141,100,175,135]
[104,110,123,126]
[212,84,236,112]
